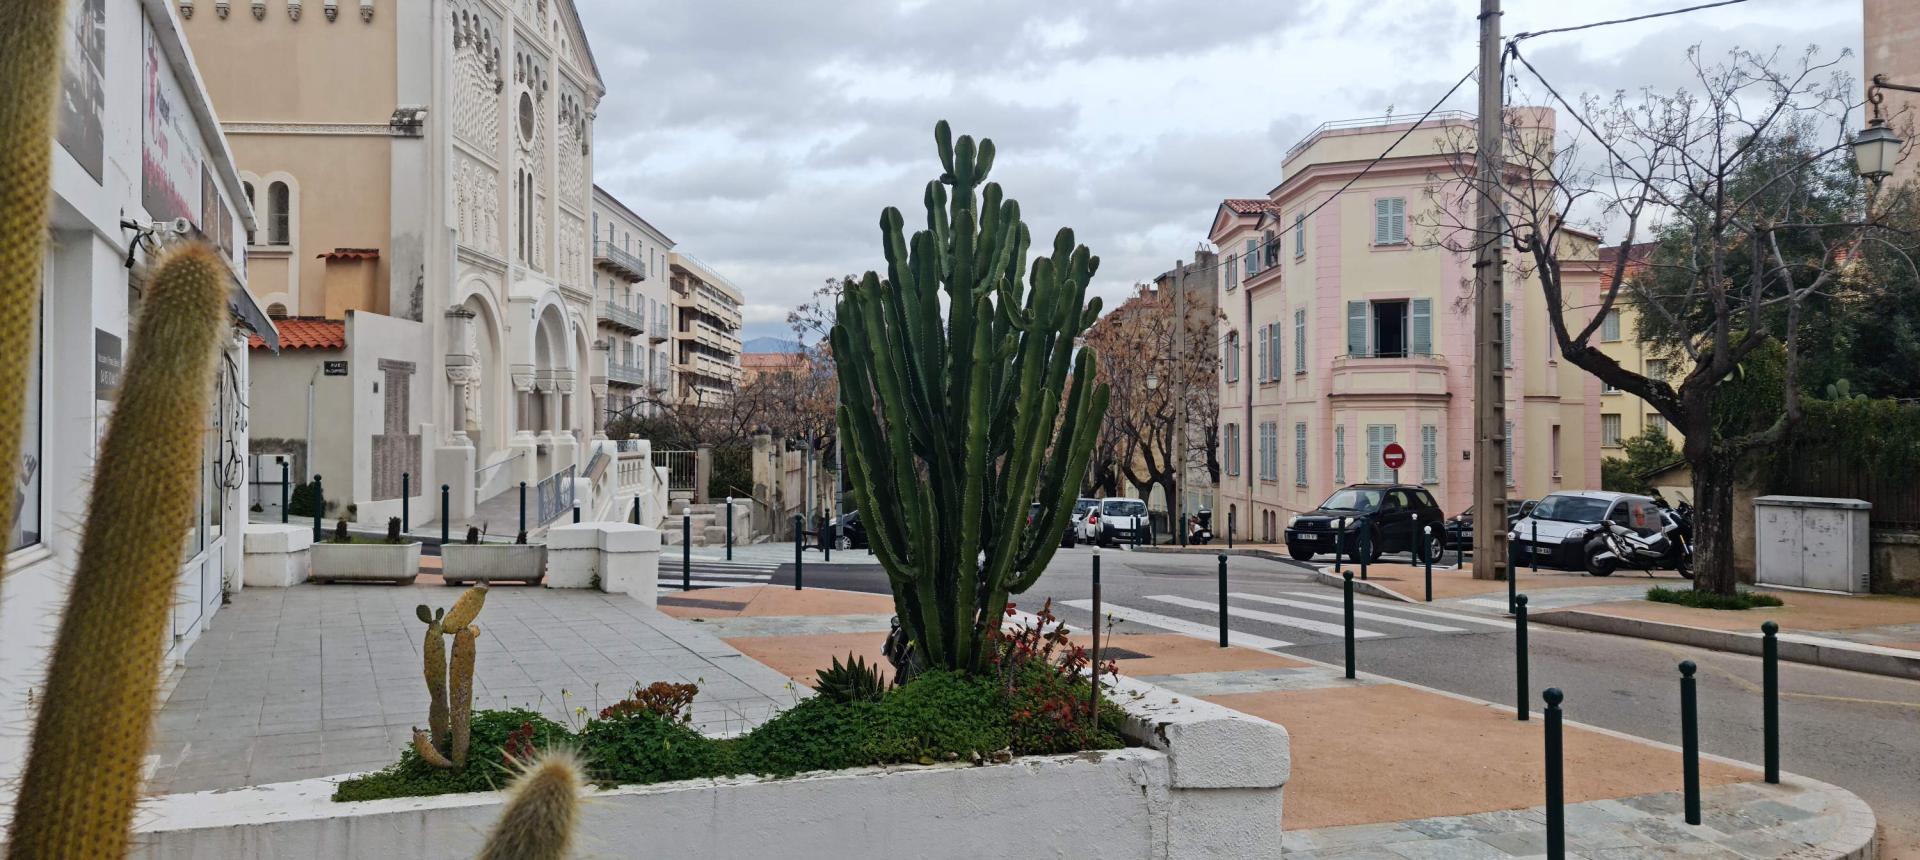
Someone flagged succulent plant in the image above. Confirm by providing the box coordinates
[412,585,487,769]
[467,525,482,544]
[334,517,351,543]
[387,516,402,543]
[478,750,585,860]
[814,653,887,704]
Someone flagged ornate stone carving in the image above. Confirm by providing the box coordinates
[179,0,193,20]
[511,364,535,392]
[251,0,265,20]
[452,7,501,151]
[361,0,373,22]
[455,153,501,258]
[287,0,302,21]
[323,0,336,21]
[215,0,229,18]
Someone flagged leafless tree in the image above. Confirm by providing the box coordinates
[1081,283,1220,512]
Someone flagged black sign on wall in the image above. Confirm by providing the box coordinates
[323,360,349,376]
[94,329,122,400]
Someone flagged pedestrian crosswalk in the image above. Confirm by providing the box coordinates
[657,560,778,592]
[1061,588,1510,653]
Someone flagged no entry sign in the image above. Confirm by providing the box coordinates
[1382,442,1407,471]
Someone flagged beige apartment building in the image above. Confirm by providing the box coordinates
[591,185,675,423]
[1867,0,1920,188]
[182,0,605,526]
[1211,111,1602,544]
[668,252,746,406]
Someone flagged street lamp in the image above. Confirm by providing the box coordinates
[1856,76,1912,187]
[1144,368,1160,391]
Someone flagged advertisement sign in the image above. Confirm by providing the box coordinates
[143,14,202,228]
[58,0,106,182]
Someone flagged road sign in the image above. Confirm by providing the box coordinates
[1382,442,1407,471]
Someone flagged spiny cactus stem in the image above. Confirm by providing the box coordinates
[478,751,584,860]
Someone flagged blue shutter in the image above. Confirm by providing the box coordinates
[1421,425,1438,483]
[1388,197,1406,243]
[1411,298,1432,355]
[1256,331,1267,382]
[1268,324,1281,379]
[1295,423,1308,485]
[1294,308,1306,373]
[1347,301,1368,357]
[1294,214,1305,256]
[1245,239,1259,275]
[1334,425,1346,484]
[1374,198,1391,245]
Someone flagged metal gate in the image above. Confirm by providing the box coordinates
[536,464,576,525]
[653,449,696,496]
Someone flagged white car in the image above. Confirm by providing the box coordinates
[1080,497,1149,546]
[1508,490,1659,569]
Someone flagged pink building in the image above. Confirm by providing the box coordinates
[1211,111,1602,545]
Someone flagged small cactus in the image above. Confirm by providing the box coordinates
[387,516,403,543]
[516,530,528,545]
[414,585,487,769]
[6,243,229,857]
[334,517,351,543]
[815,653,887,703]
[466,525,482,544]
[478,750,585,860]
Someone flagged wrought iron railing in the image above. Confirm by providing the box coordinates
[536,464,576,524]
[653,449,696,495]
[601,302,644,332]
[608,361,646,385]
[594,241,647,280]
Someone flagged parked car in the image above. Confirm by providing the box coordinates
[1080,497,1149,546]
[1072,497,1100,533]
[827,510,868,550]
[1441,499,1537,550]
[1508,491,1654,570]
[1283,484,1446,562]
[1028,502,1078,548]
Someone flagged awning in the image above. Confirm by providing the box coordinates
[229,269,280,352]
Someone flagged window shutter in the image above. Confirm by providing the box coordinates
[1268,324,1281,379]
[1602,309,1620,342]
[1366,425,1383,482]
[1255,333,1267,382]
[1411,298,1432,355]
[1421,425,1438,483]
[1389,197,1406,243]
[1294,214,1305,256]
[1245,239,1259,275]
[1502,302,1513,368]
[1295,423,1308,485]
[1226,254,1238,289]
[1347,301,1368,357]
[1374,198,1391,245]
[1294,308,1306,373]
[1334,425,1346,484]
[1504,420,1515,486]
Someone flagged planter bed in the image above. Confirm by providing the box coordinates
[308,540,421,584]
[440,543,545,585]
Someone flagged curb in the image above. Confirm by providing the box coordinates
[1132,545,1318,571]
[1796,773,1883,860]
[1308,570,1419,604]
[1530,609,1920,682]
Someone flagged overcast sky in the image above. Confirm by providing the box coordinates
[578,0,1861,346]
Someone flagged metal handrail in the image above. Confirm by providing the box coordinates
[1284,110,1475,160]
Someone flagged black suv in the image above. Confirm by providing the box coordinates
[1283,484,1446,562]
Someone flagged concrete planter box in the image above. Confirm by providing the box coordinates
[129,676,1287,859]
[308,542,421,584]
[242,524,312,588]
[440,543,545,585]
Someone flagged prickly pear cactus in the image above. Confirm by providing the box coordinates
[413,585,487,770]
[831,121,1109,673]
[478,750,585,860]
[6,243,230,858]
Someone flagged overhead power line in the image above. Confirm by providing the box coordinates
[1510,0,1752,43]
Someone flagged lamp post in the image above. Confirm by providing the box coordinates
[1857,76,1911,190]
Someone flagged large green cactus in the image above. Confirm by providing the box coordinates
[831,121,1109,673]
[6,244,229,858]
[414,585,487,769]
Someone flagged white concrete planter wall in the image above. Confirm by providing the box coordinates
[545,522,660,605]
[129,676,1287,860]
[242,524,312,587]
[307,542,421,584]
[440,543,545,585]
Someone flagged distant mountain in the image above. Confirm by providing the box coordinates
[742,336,804,354]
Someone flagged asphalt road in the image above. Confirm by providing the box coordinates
[767,546,1920,855]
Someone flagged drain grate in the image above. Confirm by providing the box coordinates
[658,596,749,611]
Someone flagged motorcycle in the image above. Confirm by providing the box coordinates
[1583,508,1693,579]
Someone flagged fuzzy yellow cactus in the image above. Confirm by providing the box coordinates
[0,0,64,587]
[414,585,487,770]
[478,750,585,860]
[5,243,229,858]
[450,624,480,768]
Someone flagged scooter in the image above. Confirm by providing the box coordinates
[1583,509,1693,579]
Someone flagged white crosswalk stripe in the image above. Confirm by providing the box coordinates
[1278,590,1515,628]
[1147,594,1385,639]
[659,560,778,591]
[1060,600,1293,650]
[1225,592,1468,633]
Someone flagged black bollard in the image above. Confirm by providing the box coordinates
[793,513,805,591]
[1544,688,1565,860]
[402,472,411,533]
[1423,523,1434,602]
[1359,525,1370,581]
[1333,524,1345,574]
[280,458,290,524]
[1531,520,1539,573]
[823,511,832,563]
[1227,509,1234,550]
[440,484,450,544]
[518,481,527,536]
[1762,621,1780,784]
[1343,571,1356,680]
[312,474,324,542]
[1515,594,1530,721]
[1680,660,1701,825]
[1217,553,1229,648]
[1508,555,1518,615]
[725,497,734,561]
[1091,548,1103,719]
[1458,525,1466,570]
[631,494,640,525]
[572,505,580,524]
[682,508,692,592]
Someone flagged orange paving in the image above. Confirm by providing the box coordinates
[1569,590,1920,634]
[727,632,892,687]
[1206,684,1755,831]
[1348,563,1689,602]
[657,585,896,619]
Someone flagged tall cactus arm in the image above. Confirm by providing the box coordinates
[7,244,228,858]
[0,0,63,590]
[422,614,450,752]
[413,729,456,770]
[951,294,996,657]
[449,624,480,768]
[478,750,584,860]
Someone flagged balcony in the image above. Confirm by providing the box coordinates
[600,302,644,334]
[1328,352,1451,402]
[651,369,669,391]
[649,317,669,343]
[607,361,646,387]
[594,242,647,282]
[675,318,741,354]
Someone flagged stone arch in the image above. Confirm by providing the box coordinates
[452,276,508,457]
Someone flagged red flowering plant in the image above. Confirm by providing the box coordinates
[987,599,1124,754]
[599,681,699,724]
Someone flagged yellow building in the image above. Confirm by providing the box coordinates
[1593,243,1680,452]
[1210,110,1602,543]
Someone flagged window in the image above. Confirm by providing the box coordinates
[1421,425,1439,483]
[1504,420,1515,486]
[1225,253,1239,290]
[1603,380,1620,394]
[1502,302,1513,368]
[243,182,257,245]
[1293,213,1305,257]
[1263,230,1279,268]
[1225,424,1240,476]
[1244,238,1260,276]
[1258,422,1277,481]
[1347,301,1366,356]
[1646,358,1668,381]
[1366,424,1398,482]
[1224,333,1239,384]
[1267,323,1281,379]
[267,181,290,245]
[1372,300,1408,357]
[1255,329,1268,383]
[1601,309,1621,342]
[10,272,42,553]
[1294,423,1308,486]
[1333,424,1346,484]
[1411,298,1432,355]
[1550,424,1562,479]
[1647,414,1669,437]
[1294,308,1306,373]
[1373,197,1406,245]
[1602,414,1622,447]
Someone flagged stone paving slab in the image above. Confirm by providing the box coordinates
[145,583,801,795]
[1281,777,1877,858]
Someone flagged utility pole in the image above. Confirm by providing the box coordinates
[1172,258,1187,547]
[1471,0,1509,583]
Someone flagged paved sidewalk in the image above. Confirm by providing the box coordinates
[146,583,799,794]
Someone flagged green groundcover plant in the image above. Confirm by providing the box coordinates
[1646,586,1785,611]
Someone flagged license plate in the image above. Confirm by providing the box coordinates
[1302,533,1322,541]
[1533,546,1552,556]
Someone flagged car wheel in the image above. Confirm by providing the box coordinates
[1347,527,1384,563]
[835,534,852,550]
[1419,533,1443,564]
[1288,545,1315,562]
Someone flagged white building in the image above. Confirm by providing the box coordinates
[591,185,675,424]
[2,0,268,801]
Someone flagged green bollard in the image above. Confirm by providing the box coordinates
[1545,689,1565,859]
[1217,553,1228,648]
[279,458,289,524]
[312,474,324,542]
[402,472,410,533]
[518,481,527,536]
[1342,571,1356,679]
[1763,621,1780,784]
[1515,594,1530,721]
[1680,661,1701,825]
[440,484,450,544]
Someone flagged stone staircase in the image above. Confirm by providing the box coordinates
[659,502,758,546]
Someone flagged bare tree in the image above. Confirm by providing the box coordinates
[1080,283,1220,513]
[1428,45,1908,594]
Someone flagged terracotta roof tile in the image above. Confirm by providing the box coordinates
[1222,198,1275,214]
[251,317,344,350]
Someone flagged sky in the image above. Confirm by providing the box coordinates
[577,0,1863,346]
